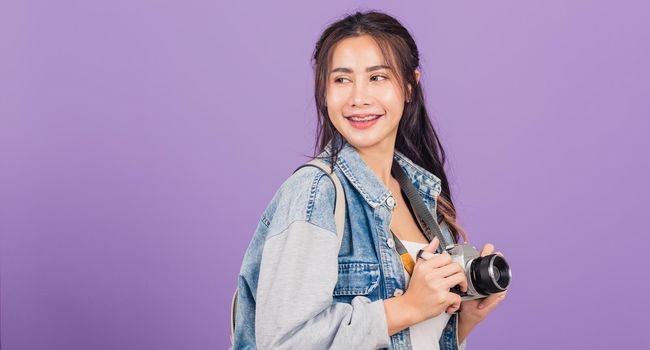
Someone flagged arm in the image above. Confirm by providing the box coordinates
[255,219,390,349]
[383,295,422,336]
[458,317,474,345]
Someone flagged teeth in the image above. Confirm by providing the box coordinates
[349,115,381,121]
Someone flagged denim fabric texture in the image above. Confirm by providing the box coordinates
[233,141,462,349]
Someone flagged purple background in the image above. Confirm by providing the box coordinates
[1,1,648,349]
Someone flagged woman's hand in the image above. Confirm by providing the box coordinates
[457,243,508,341]
[384,236,471,336]
[402,236,469,321]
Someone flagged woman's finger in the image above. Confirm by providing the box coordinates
[418,251,452,269]
[446,304,460,314]
[479,297,503,314]
[478,291,507,309]
[445,293,462,314]
[422,236,439,253]
[429,262,469,293]
[414,236,441,267]
[442,271,468,292]
[428,261,463,279]
[480,243,494,257]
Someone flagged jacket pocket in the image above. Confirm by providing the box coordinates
[333,263,381,296]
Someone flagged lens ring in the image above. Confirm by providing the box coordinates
[488,255,506,291]
[488,255,511,290]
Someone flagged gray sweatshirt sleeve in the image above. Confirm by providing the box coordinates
[255,219,391,349]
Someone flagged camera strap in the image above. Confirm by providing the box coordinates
[391,159,453,250]
[390,228,417,275]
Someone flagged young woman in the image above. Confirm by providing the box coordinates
[233,10,507,349]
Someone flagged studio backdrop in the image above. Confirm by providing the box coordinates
[1,0,648,349]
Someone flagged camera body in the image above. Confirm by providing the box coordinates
[445,243,512,301]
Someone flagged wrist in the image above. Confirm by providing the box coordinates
[458,314,477,337]
[459,310,480,325]
[384,295,423,336]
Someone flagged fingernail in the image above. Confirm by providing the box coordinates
[478,303,484,309]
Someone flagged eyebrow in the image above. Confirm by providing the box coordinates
[330,65,392,74]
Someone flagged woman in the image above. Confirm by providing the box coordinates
[233,10,507,349]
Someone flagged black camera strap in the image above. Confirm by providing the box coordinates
[391,159,453,250]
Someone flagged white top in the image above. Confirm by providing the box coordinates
[401,240,467,350]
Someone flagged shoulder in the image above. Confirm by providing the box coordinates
[262,162,338,238]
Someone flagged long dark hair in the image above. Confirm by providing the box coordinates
[311,10,468,242]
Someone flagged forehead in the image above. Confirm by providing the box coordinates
[330,35,389,67]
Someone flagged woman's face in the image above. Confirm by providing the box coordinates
[326,35,418,152]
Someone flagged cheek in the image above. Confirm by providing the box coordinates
[376,86,405,110]
[326,88,345,107]
[325,95,343,126]
[326,92,348,121]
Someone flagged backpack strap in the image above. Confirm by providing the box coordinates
[230,159,347,347]
[293,158,347,250]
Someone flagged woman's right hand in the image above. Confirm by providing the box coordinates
[401,236,469,323]
[383,236,469,336]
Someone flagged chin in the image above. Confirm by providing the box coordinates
[342,133,387,150]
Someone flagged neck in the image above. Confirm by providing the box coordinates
[355,140,396,187]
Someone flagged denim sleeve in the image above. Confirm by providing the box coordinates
[438,312,468,349]
[255,219,390,349]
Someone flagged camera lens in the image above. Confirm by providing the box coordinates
[469,254,511,295]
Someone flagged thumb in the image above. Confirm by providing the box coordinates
[423,236,439,253]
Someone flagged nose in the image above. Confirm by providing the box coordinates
[350,79,371,107]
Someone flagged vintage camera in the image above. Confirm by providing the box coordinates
[445,243,512,301]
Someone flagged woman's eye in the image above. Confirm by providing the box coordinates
[334,77,350,84]
[371,75,388,81]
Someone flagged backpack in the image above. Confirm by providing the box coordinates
[230,158,347,348]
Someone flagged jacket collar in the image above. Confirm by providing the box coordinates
[321,141,442,208]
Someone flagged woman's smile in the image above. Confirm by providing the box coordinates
[345,114,384,129]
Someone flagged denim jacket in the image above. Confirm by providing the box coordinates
[233,141,466,349]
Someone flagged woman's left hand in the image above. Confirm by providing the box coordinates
[458,243,507,327]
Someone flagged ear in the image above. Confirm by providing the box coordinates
[407,69,421,102]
